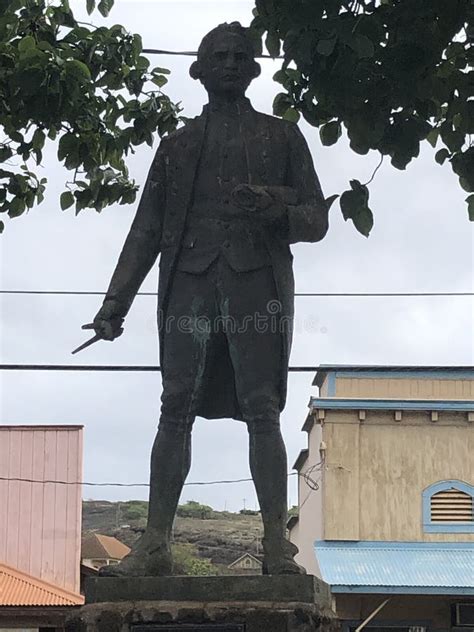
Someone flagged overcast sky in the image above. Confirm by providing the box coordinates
[1,0,473,512]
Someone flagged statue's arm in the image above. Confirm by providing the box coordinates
[285,124,329,244]
[93,142,167,336]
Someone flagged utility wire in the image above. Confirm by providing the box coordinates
[142,48,284,60]
[1,290,472,297]
[1,364,471,372]
[0,364,317,372]
[0,473,297,488]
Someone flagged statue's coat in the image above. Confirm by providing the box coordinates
[106,104,327,419]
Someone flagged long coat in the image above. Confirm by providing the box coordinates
[104,103,328,419]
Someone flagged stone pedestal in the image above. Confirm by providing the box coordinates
[66,575,339,632]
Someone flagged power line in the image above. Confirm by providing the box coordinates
[0,473,297,487]
[1,290,472,297]
[0,364,317,372]
[2,364,472,372]
[142,48,283,60]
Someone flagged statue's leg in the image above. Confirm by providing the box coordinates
[100,268,214,577]
[220,262,304,574]
[246,418,304,575]
[99,416,195,578]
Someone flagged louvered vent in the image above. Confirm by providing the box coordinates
[431,488,473,522]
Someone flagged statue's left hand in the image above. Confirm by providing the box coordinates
[231,184,288,223]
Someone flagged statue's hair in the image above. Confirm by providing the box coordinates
[197,22,256,60]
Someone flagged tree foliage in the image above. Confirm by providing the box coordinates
[172,543,217,576]
[252,0,474,234]
[122,500,148,522]
[176,500,215,520]
[0,0,179,233]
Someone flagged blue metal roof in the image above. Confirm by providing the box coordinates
[309,398,474,412]
[314,541,474,595]
[313,365,474,386]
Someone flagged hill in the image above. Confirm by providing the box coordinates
[82,500,263,570]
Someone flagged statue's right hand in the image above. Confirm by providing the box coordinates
[86,300,124,341]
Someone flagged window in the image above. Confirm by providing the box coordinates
[423,480,474,533]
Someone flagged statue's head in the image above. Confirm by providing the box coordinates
[190,22,261,98]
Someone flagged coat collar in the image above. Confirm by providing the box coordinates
[202,96,254,117]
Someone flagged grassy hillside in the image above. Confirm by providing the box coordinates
[82,500,263,571]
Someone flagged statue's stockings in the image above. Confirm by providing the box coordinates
[147,421,289,553]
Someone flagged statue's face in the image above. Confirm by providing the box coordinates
[198,32,257,98]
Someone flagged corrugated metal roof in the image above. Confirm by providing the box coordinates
[314,541,474,594]
[0,562,84,606]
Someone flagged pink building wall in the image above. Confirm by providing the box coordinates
[0,425,83,594]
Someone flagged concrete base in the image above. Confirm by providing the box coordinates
[66,575,339,632]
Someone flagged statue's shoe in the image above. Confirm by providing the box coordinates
[262,537,306,575]
[99,531,172,577]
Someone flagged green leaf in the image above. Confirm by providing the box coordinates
[273,92,292,117]
[152,67,170,75]
[60,191,75,211]
[466,195,474,221]
[273,69,287,85]
[151,75,168,88]
[265,29,281,57]
[0,146,13,162]
[98,0,114,17]
[435,148,450,165]
[66,59,91,82]
[460,177,473,193]
[18,35,36,53]
[350,179,368,198]
[317,38,336,57]
[352,207,374,237]
[340,189,361,221]
[320,121,342,146]
[282,107,300,123]
[426,128,439,148]
[340,183,373,236]
[86,0,95,14]
[8,196,26,218]
[32,129,45,152]
[58,133,77,161]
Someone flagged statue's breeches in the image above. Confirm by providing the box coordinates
[159,257,285,424]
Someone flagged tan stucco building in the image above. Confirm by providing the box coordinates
[289,366,474,632]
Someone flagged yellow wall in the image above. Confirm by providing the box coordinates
[334,377,474,399]
[291,423,324,575]
[322,411,474,541]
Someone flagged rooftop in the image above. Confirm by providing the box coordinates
[0,425,84,430]
[81,533,131,561]
[309,397,474,412]
[0,562,84,607]
[314,541,474,595]
[313,365,474,387]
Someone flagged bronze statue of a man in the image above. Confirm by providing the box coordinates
[90,22,329,576]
